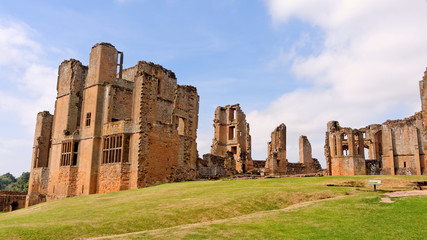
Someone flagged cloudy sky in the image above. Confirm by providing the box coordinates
[1,0,427,176]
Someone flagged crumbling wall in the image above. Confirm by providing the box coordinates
[135,62,199,188]
[26,111,53,207]
[0,191,26,212]
[265,124,287,174]
[325,67,427,176]
[265,126,321,175]
[324,121,366,176]
[197,154,227,178]
[381,114,424,175]
[251,160,266,174]
[325,115,425,176]
[210,104,253,173]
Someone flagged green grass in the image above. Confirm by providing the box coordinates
[0,175,426,239]
[134,193,427,240]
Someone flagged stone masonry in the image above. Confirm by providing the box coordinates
[265,124,322,175]
[325,67,427,176]
[210,104,253,173]
[0,191,26,212]
[27,42,199,207]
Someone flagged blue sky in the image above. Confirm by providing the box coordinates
[1,0,427,176]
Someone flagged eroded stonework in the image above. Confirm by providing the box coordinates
[0,191,26,212]
[265,124,322,175]
[210,104,253,173]
[325,67,427,176]
[27,42,199,206]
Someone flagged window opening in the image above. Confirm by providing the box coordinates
[73,141,79,165]
[117,51,123,79]
[343,133,347,141]
[364,146,369,159]
[343,145,349,156]
[61,141,78,166]
[10,202,19,211]
[102,134,128,163]
[229,126,235,140]
[178,117,185,135]
[229,108,235,121]
[86,112,91,127]
[231,146,237,155]
[404,162,406,168]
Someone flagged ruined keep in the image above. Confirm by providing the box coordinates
[27,42,199,206]
[265,124,322,175]
[325,67,427,176]
[210,104,253,173]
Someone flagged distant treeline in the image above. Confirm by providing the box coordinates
[0,172,29,193]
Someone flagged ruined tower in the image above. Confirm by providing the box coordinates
[210,104,253,173]
[265,124,287,174]
[299,136,312,167]
[27,42,199,206]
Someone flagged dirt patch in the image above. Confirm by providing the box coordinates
[380,197,394,203]
[384,190,427,197]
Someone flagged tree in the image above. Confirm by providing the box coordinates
[0,172,30,192]
[0,173,16,190]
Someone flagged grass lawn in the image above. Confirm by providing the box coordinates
[0,175,426,239]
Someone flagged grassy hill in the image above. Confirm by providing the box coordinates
[0,175,426,239]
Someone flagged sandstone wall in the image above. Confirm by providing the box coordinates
[27,42,200,207]
[0,191,26,212]
[211,104,253,173]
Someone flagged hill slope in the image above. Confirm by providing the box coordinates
[0,175,426,239]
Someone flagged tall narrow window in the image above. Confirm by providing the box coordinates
[86,112,91,127]
[231,146,237,156]
[229,126,235,140]
[73,142,79,165]
[178,117,185,135]
[229,108,235,121]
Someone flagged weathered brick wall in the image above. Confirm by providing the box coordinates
[211,104,253,173]
[26,168,49,207]
[265,124,287,174]
[98,163,131,193]
[1,191,26,212]
[197,154,228,178]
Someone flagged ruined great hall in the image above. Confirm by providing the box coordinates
[25,42,427,208]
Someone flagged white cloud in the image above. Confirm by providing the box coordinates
[0,21,41,66]
[251,0,427,164]
[0,20,57,175]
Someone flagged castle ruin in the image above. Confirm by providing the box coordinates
[265,124,322,175]
[325,68,427,176]
[27,43,199,206]
[210,104,253,173]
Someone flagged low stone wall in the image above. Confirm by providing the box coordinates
[0,191,26,212]
[197,154,228,179]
